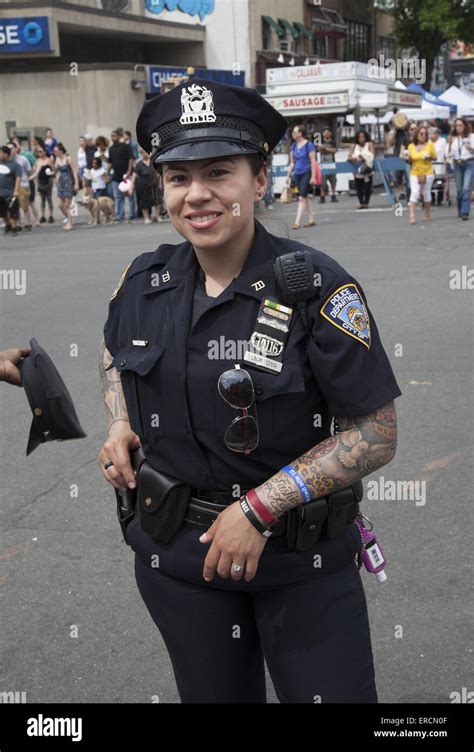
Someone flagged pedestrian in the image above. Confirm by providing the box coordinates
[262,153,275,210]
[84,133,97,169]
[94,136,109,163]
[90,156,109,198]
[0,145,21,236]
[29,145,55,224]
[124,130,140,159]
[7,140,33,230]
[13,138,40,227]
[447,117,474,220]
[131,147,162,223]
[348,130,375,209]
[98,78,401,704]
[77,136,88,182]
[428,127,448,206]
[286,125,317,229]
[31,135,45,153]
[44,128,58,158]
[108,130,135,222]
[316,127,338,203]
[53,143,79,231]
[406,125,436,225]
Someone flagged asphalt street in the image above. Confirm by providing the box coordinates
[1,190,473,703]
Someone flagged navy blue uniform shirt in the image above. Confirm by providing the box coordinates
[103,220,401,492]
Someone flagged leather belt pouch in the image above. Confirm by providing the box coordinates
[286,498,329,551]
[326,480,363,538]
[138,461,191,543]
[286,480,363,551]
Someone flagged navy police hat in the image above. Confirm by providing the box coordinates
[136,78,288,164]
[19,338,87,456]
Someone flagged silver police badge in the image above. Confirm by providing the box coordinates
[180,83,217,125]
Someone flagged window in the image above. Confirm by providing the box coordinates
[344,21,371,62]
[377,36,396,59]
[96,0,129,11]
[262,17,271,50]
[311,8,347,61]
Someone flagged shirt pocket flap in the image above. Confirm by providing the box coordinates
[251,360,306,400]
[109,344,165,376]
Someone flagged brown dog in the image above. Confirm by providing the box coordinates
[79,186,115,225]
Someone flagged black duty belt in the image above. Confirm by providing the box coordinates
[116,448,362,549]
[185,493,285,536]
[185,486,361,541]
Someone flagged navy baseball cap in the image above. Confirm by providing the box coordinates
[136,78,288,164]
[19,338,87,456]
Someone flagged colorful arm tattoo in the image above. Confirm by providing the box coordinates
[254,401,398,520]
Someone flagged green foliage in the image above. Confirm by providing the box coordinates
[391,0,474,56]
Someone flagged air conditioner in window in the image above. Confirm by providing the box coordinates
[279,40,294,53]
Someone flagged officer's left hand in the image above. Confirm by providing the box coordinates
[199,502,268,582]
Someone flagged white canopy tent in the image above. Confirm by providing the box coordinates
[380,101,451,123]
[439,86,474,117]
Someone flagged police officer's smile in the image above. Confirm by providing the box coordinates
[162,156,266,250]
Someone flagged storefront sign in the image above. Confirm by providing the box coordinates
[145,0,215,22]
[267,62,392,87]
[0,16,53,53]
[266,92,349,113]
[148,66,244,93]
[388,90,423,107]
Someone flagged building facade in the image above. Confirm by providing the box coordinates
[0,0,247,146]
[0,0,403,148]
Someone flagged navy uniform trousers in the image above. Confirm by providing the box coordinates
[127,516,378,704]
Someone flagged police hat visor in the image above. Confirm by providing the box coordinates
[153,138,262,165]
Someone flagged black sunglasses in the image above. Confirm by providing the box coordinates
[218,366,259,454]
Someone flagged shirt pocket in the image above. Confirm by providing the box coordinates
[111,344,166,445]
[251,359,307,439]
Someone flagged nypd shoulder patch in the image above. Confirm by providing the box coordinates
[320,283,371,349]
[110,262,132,301]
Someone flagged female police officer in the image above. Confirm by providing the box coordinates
[98,79,401,704]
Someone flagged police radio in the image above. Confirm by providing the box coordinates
[274,250,317,333]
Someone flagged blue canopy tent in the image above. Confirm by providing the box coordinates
[407,83,457,114]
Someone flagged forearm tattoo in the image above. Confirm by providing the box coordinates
[256,401,397,519]
[98,337,129,431]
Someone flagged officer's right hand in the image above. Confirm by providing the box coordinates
[98,420,141,490]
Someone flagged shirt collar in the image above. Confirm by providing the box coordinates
[143,219,279,301]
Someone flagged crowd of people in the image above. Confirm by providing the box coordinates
[1,115,473,236]
[0,127,168,236]
[276,115,474,227]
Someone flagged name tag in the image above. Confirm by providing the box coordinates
[243,298,293,374]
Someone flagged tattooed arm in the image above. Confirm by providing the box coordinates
[98,337,141,490]
[98,336,129,432]
[253,401,397,520]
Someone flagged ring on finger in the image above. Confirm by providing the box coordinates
[231,563,244,573]
[104,461,114,470]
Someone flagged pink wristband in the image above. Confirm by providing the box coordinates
[246,488,278,527]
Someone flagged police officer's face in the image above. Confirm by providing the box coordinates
[162,156,266,248]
